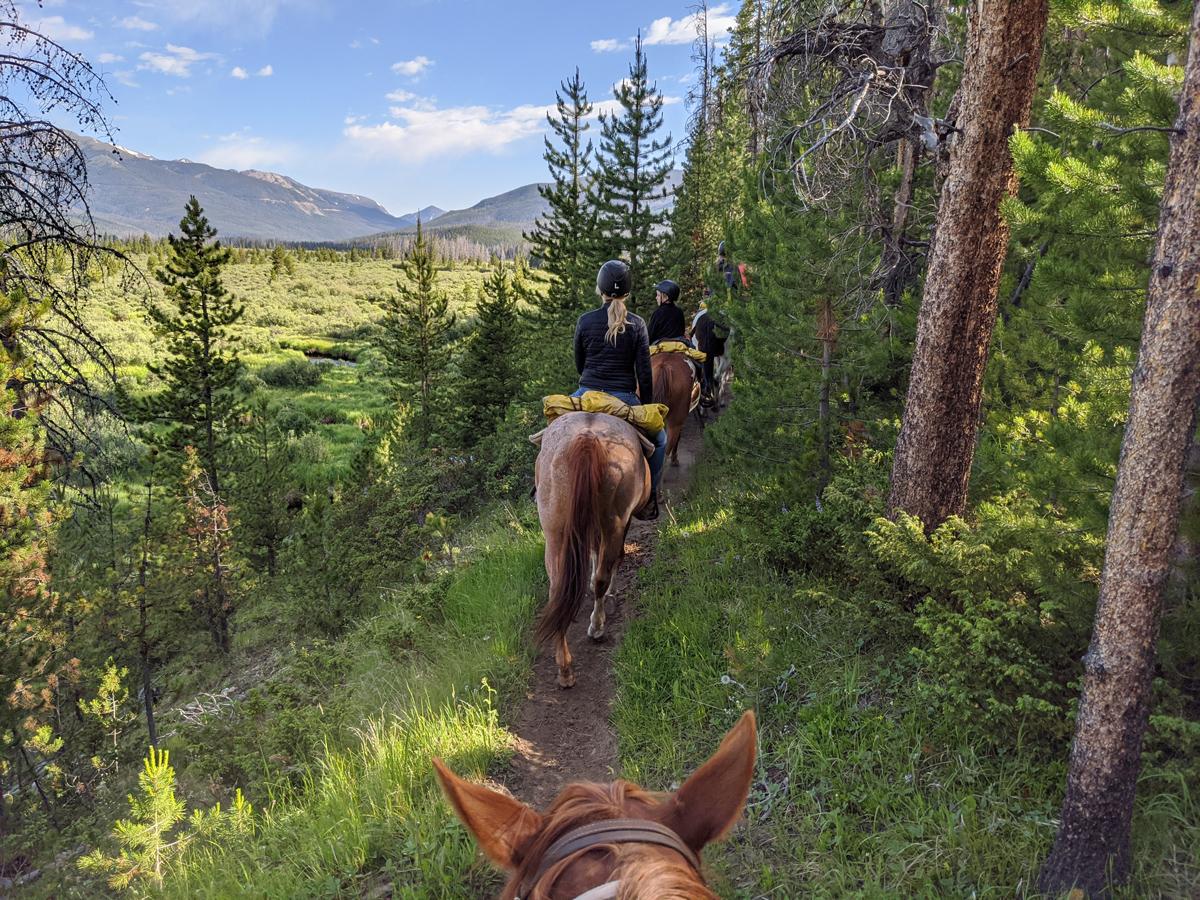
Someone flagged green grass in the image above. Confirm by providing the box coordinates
[38,506,546,899]
[88,254,490,364]
[147,509,545,898]
[613,455,1200,898]
[164,701,506,899]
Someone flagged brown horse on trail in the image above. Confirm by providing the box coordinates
[532,413,650,688]
[650,351,695,467]
[434,711,756,899]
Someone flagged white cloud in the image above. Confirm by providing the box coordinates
[138,44,217,78]
[29,15,93,41]
[113,70,139,88]
[197,130,295,171]
[385,89,417,102]
[644,4,737,46]
[345,101,552,163]
[344,114,367,125]
[391,55,432,77]
[591,98,624,119]
[98,52,125,64]
[256,64,273,76]
[591,38,628,53]
[119,15,159,31]
[231,65,248,79]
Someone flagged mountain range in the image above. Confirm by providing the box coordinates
[75,133,679,245]
[76,134,443,242]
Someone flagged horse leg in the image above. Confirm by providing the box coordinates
[555,633,575,688]
[588,528,623,642]
[669,422,682,467]
[543,528,576,688]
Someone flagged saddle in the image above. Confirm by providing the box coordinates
[531,391,664,457]
[649,340,707,364]
[542,391,667,433]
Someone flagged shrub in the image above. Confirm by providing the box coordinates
[274,407,313,437]
[259,357,323,388]
[866,495,1103,747]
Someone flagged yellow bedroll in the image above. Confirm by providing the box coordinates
[543,390,668,434]
[650,340,707,363]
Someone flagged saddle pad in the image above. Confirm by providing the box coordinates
[650,340,707,363]
[543,391,668,435]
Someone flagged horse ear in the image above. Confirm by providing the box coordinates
[433,758,543,870]
[660,711,756,853]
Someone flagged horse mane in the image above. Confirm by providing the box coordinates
[502,781,714,900]
[614,848,718,899]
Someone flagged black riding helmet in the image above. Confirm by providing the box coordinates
[597,259,631,298]
[655,279,680,304]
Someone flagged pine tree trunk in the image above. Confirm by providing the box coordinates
[881,138,919,307]
[818,336,833,486]
[817,298,837,488]
[887,0,1048,529]
[138,477,158,747]
[1038,9,1200,893]
[15,731,57,828]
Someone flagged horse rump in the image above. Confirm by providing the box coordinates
[535,431,605,645]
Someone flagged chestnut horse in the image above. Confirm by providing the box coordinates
[435,711,756,899]
[650,351,695,467]
[532,413,651,688]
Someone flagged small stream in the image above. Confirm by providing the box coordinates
[304,354,358,368]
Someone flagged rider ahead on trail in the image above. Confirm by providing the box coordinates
[573,259,667,520]
[647,279,686,344]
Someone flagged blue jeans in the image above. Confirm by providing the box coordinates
[572,387,666,495]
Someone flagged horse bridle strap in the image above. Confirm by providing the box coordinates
[520,819,701,897]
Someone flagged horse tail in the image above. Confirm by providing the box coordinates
[536,432,605,645]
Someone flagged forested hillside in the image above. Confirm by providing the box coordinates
[2,0,1199,897]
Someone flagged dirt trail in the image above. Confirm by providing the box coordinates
[499,416,705,809]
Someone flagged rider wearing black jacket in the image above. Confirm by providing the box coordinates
[572,260,665,519]
[647,279,685,345]
[574,305,655,403]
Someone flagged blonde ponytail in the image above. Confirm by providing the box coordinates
[605,295,628,344]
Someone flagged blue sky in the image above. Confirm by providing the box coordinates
[26,0,737,215]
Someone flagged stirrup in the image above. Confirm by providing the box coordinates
[634,492,659,521]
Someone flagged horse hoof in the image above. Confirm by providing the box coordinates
[588,625,606,642]
[671,458,680,468]
[557,670,576,689]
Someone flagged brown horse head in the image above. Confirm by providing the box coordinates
[434,711,757,899]
[532,413,650,688]
[650,352,695,467]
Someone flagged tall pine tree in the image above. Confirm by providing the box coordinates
[526,68,597,352]
[376,221,456,447]
[457,259,523,444]
[593,34,674,310]
[235,395,293,577]
[142,196,244,499]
